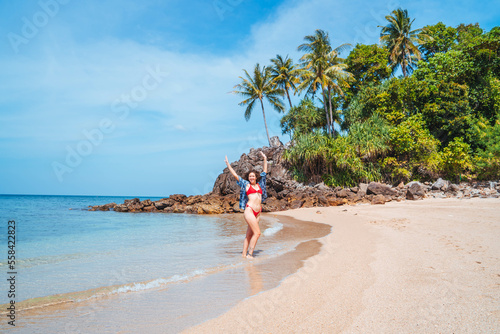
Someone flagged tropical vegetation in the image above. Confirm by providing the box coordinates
[233,8,500,186]
[233,63,285,146]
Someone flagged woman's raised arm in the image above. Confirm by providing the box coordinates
[225,156,240,181]
[260,151,267,174]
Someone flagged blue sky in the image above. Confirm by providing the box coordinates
[0,0,498,197]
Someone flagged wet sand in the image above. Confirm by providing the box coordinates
[1,214,331,333]
[185,198,500,333]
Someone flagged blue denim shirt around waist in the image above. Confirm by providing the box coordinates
[237,172,267,209]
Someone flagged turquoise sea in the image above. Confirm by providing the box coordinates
[0,195,330,333]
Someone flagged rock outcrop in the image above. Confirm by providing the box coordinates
[88,137,500,214]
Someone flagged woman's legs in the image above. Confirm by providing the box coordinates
[244,208,261,258]
[242,226,253,257]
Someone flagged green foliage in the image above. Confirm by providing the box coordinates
[416,27,500,122]
[233,63,285,146]
[283,131,384,187]
[341,81,389,130]
[297,29,353,136]
[282,132,335,178]
[345,73,474,146]
[487,77,500,113]
[376,76,422,124]
[456,23,483,45]
[269,54,299,109]
[345,44,391,97]
[323,161,382,188]
[414,50,474,84]
[389,114,440,160]
[461,31,500,121]
[379,157,412,183]
[419,22,458,59]
[347,113,390,161]
[381,114,442,183]
[343,77,417,126]
[379,8,430,76]
[280,97,326,138]
[239,21,500,186]
[441,137,473,181]
[475,117,500,179]
[419,81,472,145]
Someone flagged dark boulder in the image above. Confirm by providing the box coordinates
[185,195,203,205]
[114,204,129,212]
[143,205,157,212]
[153,199,175,210]
[336,189,349,198]
[141,199,152,206]
[406,182,426,200]
[128,202,144,212]
[367,182,397,196]
[358,183,368,196]
[328,197,348,206]
[432,178,450,191]
[169,194,187,203]
[290,200,305,209]
[263,197,287,212]
[448,183,460,193]
[124,198,140,205]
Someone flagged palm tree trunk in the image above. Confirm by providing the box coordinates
[402,45,407,77]
[285,88,293,109]
[322,88,330,136]
[259,98,272,147]
[327,87,335,137]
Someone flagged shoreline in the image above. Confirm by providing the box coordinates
[0,212,331,333]
[87,179,500,215]
[184,197,500,333]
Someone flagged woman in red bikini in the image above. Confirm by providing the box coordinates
[225,151,267,259]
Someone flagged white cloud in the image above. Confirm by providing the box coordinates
[174,124,187,131]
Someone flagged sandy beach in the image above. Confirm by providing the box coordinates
[185,198,500,333]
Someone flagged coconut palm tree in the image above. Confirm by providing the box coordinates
[233,63,285,146]
[379,8,430,77]
[269,54,299,109]
[297,29,352,136]
[323,52,354,136]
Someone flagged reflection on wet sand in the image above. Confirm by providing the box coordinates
[245,263,264,296]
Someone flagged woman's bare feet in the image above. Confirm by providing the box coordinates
[246,247,254,259]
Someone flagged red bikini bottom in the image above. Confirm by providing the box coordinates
[246,204,261,217]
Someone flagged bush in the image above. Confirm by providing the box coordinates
[441,137,473,182]
[475,117,500,179]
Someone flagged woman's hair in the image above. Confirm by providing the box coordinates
[245,170,261,182]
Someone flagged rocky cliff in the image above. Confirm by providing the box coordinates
[89,137,500,213]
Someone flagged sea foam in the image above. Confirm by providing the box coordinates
[263,222,284,236]
[110,269,207,294]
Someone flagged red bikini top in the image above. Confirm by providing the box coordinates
[246,185,262,195]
